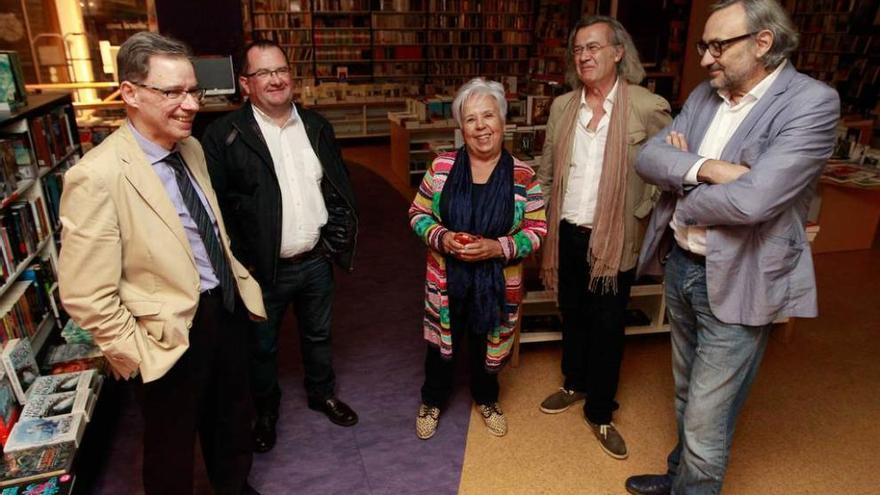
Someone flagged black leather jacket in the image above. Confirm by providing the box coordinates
[202,102,358,286]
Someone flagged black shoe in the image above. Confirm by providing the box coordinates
[253,413,277,453]
[307,397,358,427]
[241,483,261,495]
[625,474,672,495]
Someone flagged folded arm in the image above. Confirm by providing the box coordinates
[677,89,840,226]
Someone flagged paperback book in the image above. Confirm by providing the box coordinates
[20,388,95,422]
[25,370,98,400]
[0,443,75,487]
[3,413,86,452]
[0,339,39,404]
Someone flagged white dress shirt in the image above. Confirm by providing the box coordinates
[560,79,619,227]
[672,61,787,255]
[252,104,328,258]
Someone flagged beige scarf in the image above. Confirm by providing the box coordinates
[541,82,630,295]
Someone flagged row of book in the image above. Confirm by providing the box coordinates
[252,13,312,30]
[0,281,47,347]
[372,14,425,29]
[0,197,51,286]
[0,337,106,488]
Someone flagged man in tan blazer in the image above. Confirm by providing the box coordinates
[536,16,671,459]
[58,32,265,495]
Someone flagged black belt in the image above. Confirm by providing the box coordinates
[676,246,706,265]
[279,247,323,265]
[201,286,223,297]
[561,220,592,235]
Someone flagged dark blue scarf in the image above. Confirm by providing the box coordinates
[439,147,515,335]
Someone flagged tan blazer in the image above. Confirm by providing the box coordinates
[58,123,266,383]
[537,84,672,271]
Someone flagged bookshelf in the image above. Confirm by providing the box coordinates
[243,0,536,90]
[0,92,81,356]
[785,0,879,118]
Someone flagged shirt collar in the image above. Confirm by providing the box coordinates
[718,59,787,107]
[128,120,179,164]
[580,77,619,111]
[252,102,299,127]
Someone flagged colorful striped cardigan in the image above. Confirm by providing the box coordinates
[408,151,547,371]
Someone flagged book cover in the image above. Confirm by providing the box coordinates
[4,413,86,452]
[0,367,21,446]
[26,370,97,399]
[0,473,76,495]
[27,117,51,168]
[42,343,106,375]
[526,95,552,126]
[0,339,40,404]
[0,52,27,111]
[21,388,95,422]
[0,139,19,195]
[0,443,75,487]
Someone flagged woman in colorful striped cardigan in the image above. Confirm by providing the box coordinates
[408,78,547,440]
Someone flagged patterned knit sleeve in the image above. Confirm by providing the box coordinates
[408,156,450,253]
[498,165,547,262]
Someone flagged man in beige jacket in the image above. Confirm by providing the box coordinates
[58,32,265,495]
[537,16,671,459]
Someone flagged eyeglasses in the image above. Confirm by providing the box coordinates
[243,66,292,80]
[571,43,616,56]
[133,82,206,103]
[696,32,758,58]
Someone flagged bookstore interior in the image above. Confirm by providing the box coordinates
[0,0,877,493]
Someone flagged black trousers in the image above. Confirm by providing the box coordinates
[420,303,499,408]
[140,292,253,495]
[557,220,635,425]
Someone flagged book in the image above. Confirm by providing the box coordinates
[0,51,27,112]
[42,343,106,375]
[0,473,76,494]
[0,444,75,487]
[526,95,552,126]
[0,367,20,446]
[20,389,96,422]
[4,413,86,452]
[26,370,98,399]
[1,339,40,404]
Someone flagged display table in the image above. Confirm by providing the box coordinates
[812,181,880,253]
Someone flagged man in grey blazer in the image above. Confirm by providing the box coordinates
[625,1,839,494]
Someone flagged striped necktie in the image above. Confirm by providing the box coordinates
[165,151,235,312]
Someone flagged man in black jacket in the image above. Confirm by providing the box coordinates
[202,40,358,453]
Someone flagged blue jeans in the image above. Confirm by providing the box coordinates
[251,255,336,408]
[664,246,771,495]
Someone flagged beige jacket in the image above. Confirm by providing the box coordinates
[537,84,671,271]
[58,124,266,383]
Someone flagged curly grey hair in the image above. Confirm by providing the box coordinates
[451,77,508,128]
[565,15,645,90]
[117,31,191,84]
[710,0,799,69]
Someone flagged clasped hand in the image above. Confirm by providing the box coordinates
[442,231,503,261]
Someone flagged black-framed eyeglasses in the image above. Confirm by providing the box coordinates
[133,82,206,103]
[571,43,617,57]
[696,32,758,58]
[243,66,292,80]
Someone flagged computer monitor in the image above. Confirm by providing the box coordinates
[192,55,236,97]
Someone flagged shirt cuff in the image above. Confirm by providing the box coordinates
[685,158,708,185]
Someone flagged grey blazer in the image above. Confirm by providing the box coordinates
[636,62,840,326]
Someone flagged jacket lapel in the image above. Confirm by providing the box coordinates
[720,62,796,161]
[116,125,195,264]
[232,102,276,175]
[689,88,721,151]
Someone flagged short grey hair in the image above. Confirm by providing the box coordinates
[565,15,646,90]
[451,77,507,128]
[710,0,799,69]
[117,31,192,84]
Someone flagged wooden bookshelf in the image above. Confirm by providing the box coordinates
[785,0,879,117]
[243,0,535,90]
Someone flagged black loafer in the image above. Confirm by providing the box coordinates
[241,483,261,495]
[307,397,358,427]
[625,474,672,495]
[253,413,277,453]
